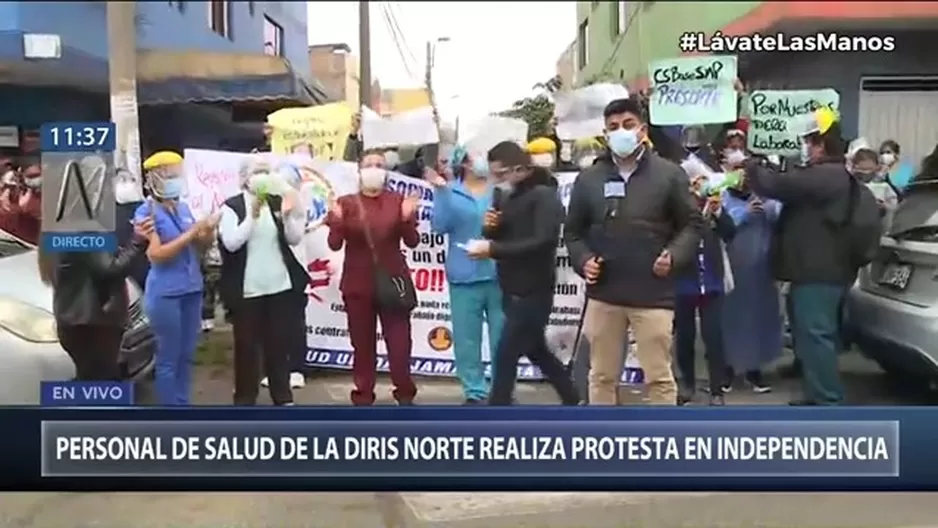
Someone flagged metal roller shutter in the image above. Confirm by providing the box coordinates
[859,77,938,169]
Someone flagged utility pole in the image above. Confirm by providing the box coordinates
[106,1,142,191]
[358,1,371,109]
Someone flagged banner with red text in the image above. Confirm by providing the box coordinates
[183,150,640,382]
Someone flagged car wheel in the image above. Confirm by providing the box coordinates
[875,359,930,387]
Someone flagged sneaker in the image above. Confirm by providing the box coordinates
[290,372,306,389]
[463,398,485,405]
[260,377,269,388]
[745,371,772,394]
[720,382,734,394]
[709,393,726,406]
[677,386,695,406]
[201,319,215,332]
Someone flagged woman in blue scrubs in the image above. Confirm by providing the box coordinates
[429,146,504,404]
[135,151,219,405]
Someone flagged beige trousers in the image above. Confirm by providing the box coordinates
[583,299,677,405]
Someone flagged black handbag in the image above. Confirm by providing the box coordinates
[354,195,418,312]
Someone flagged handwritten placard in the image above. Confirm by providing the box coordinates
[648,55,738,126]
[747,89,840,155]
[182,149,248,219]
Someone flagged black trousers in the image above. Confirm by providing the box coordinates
[58,324,124,381]
[287,291,308,373]
[489,291,579,405]
[674,294,727,394]
[231,290,294,405]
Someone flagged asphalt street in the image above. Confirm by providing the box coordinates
[3,347,938,527]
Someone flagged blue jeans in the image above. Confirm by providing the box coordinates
[145,291,202,405]
[449,281,504,401]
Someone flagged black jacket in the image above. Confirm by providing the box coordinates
[115,200,150,290]
[52,240,146,327]
[746,156,856,285]
[218,193,309,310]
[485,170,562,296]
[564,152,704,309]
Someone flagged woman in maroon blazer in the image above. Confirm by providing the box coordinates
[325,151,421,405]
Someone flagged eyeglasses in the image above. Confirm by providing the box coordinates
[492,166,525,178]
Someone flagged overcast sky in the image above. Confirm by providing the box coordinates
[306,1,575,125]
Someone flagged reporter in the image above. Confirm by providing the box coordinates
[135,151,218,405]
[39,210,154,381]
[472,141,579,406]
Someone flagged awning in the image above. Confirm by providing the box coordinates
[135,50,331,106]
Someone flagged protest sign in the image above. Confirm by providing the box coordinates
[460,116,528,157]
[648,55,738,126]
[183,149,641,384]
[747,89,840,156]
[267,102,353,160]
[554,83,630,140]
[182,149,249,219]
[361,106,440,149]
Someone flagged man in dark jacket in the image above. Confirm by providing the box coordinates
[466,141,579,406]
[743,111,854,406]
[564,97,704,406]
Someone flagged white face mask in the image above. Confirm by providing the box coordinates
[23,177,41,189]
[530,153,555,168]
[560,144,573,161]
[880,153,896,166]
[360,167,387,192]
[383,151,400,168]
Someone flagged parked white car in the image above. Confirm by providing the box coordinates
[0,229,154,404]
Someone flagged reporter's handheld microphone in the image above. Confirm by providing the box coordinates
[491,186,505,211]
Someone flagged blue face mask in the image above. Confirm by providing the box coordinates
[606,128,641,158]
[472,157,489,178]
[160,177,184,199]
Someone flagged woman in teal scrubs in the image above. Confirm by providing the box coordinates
[134,151,219,405]
[429,146,504,404]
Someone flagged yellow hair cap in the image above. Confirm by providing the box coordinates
[143,151,183,170]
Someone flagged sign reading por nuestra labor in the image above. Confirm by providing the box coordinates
[746,88,840,156]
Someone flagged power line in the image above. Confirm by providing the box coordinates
[379,2,420,83]
[386,2,420,68]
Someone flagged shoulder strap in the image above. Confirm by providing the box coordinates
[838,171,860,228]
[352,193,380,265]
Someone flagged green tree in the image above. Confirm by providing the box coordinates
[497,75,563,140]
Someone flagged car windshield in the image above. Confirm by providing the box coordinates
[888,183,938,241]
[0,228,33,258]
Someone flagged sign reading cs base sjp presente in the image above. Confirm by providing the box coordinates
[39,122,117,253]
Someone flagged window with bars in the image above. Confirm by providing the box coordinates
[209,1,230,39]
[264,16,283,56]
[577,20,589,69]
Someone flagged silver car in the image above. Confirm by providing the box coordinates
[0,229,155,404]
[846,181,938,383]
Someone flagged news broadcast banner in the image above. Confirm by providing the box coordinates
[17,380,938,492]
[39,121,118,253]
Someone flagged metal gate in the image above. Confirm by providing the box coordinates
[859,77,938,168]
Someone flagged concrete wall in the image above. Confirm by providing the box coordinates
[2,2,310,79]
[575,1,761,85]
[555,41,576,90]
[309,45,359,107]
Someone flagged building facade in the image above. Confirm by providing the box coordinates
[378,88,431,116]
[309,43,360,108]
[0,1,321,150]
[555,40,577,91]
[575,1,938,162]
